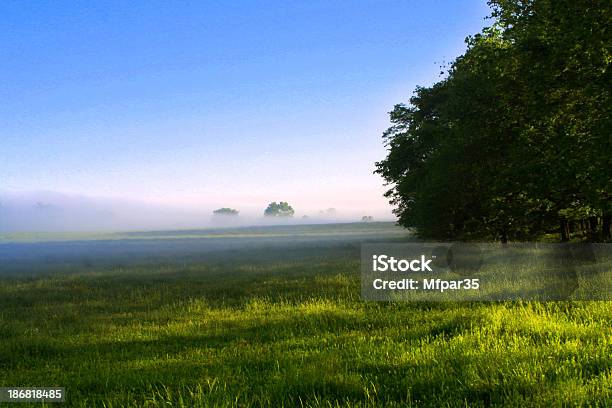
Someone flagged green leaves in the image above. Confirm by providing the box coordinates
[213,208,239,216]
[264,202,295,217]
[377,0,611,241]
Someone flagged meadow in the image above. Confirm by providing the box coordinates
[0,223,610,407]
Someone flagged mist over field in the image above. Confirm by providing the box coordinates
[0,191,394,232]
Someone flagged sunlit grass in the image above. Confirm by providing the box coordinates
[0,224,610,407]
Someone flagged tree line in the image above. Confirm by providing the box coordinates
[213,202,295,217]
[376,0,611,242]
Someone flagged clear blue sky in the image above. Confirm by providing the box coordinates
[1,0,490,217]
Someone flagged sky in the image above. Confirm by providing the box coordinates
[0,0,491,229]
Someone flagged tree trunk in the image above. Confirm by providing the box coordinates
[588,216,598,241]
[602,214,611,241]
[500,230,508,245]
[560,219,570,242]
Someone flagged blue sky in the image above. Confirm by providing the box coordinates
[1,0,491,218]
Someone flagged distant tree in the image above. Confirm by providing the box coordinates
[213,208,239,216]
[264,202,295,217]
[362,216,374,222]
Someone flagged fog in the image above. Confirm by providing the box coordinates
[0,191,394,232]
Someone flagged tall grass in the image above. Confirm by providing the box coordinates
[0,224,609,407]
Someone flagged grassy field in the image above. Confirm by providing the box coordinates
[0,223,610,407]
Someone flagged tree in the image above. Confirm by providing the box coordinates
[213,208,239,216]
[264,202,295,217]
[376,0,611,242]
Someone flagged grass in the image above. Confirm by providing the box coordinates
[0,223,610,407]
[0,222,408,243]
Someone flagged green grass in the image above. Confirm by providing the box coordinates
[0,223,610,407]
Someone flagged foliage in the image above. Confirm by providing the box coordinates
[264,201,295,217]
[212,208,239,216]
[376,0,611,242]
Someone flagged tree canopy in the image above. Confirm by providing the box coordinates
[264,202,295,217]
[213,208,239,216]
[376,0,611,242]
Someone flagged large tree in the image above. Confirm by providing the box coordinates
[376,0,611,242]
